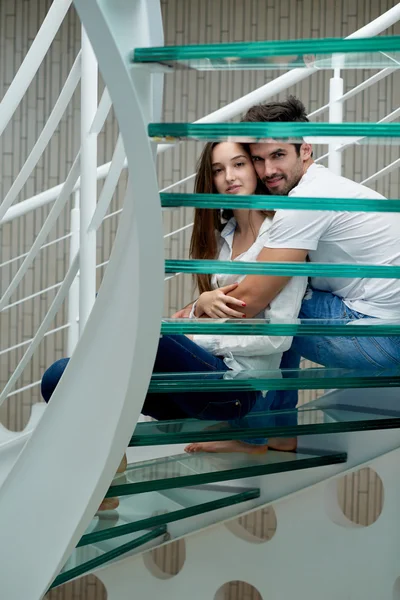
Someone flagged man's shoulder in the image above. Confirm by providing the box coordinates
[291,164,385,200]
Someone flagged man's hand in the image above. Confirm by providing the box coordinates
[226,247,308,317]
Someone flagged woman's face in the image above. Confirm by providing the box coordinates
[211,143,257,195]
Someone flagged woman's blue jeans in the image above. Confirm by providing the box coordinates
[41,334,260,422]
[268,288,400,413]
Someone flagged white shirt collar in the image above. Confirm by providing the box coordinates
[219,215,272,250]
[289,162,326,194]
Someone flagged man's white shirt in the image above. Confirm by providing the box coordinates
[267,163,400,318]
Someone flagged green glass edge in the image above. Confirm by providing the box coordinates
[160,193,400,213]
[165,259,400,278]
[51,525,167,589]
[148,373,400,392]
[149,122,400,139]
[79,487,259,548]
[107,451,347,497]
[133,36,400,62]
[129,406,400,446]
[160,320,400,337]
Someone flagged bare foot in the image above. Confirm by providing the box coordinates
[98,497,120,511]
[268,437,297,452]
[185,440,268,454]
[184,438,297,455]
[97,453,127,512]
[117,453,128,473]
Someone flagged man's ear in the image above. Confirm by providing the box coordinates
[300,142,313,160]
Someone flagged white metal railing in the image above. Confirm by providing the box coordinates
[0,0,73,137]
[0,234,72,270]
[0,53,81,223]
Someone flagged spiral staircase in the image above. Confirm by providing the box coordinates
[1,1,400,598]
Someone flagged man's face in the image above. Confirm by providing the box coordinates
[249,142,308,195]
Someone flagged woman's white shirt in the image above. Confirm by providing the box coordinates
[193,216,307,372]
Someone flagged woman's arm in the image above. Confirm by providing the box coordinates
[171,303,194,319]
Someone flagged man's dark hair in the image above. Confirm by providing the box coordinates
[242,96,309,156]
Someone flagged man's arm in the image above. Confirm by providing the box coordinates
[226,247,308,318]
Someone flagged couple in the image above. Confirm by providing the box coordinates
[41,96,400,509]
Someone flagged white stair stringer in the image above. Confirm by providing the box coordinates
[0,403,46,489]
[93,443,400,600]
[0,1,165,598]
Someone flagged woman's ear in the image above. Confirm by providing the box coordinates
[300,142,313,161]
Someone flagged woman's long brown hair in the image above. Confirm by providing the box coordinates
[189,142,273,294]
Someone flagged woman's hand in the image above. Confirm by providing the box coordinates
[195,283,246,319]
[171,304,193,319]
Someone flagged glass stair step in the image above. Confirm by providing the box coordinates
[160,318,400,337]
[107,448,347,497]
[51,525,167,589]
[148,122,400,144]
[148,367,400,392]
[165,259,400,279]
[160,193,400,213]
[133,36,400,71]
[78,484,259,548]
[129,404,400,446]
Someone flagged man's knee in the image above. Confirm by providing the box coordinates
[41,357,70,403]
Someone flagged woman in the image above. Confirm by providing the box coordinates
[41,142,307,508]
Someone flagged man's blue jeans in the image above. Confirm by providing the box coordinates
[41,334,260,422]
[268,287,400,413]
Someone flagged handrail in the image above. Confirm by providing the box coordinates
[0,156,80,311]
[361,157,400,185]
[7,381,41,398]
[1,283,63,313]
[88,134,125,231]
[2,4,400,225]
[308,67,396,119]
[0,53,81,223]
[0,234,72,270]
[0,220,193,353]
[338,106,400,152]
[0,0,73,137]
[0,254,79,404]
[315,106,400,163]
[0,325,70,358]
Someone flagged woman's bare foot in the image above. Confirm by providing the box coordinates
[98,497,120,511]
[184,438,297,455]
[185,440,268,454]
[268,437,297,452]
[97,453,127,512]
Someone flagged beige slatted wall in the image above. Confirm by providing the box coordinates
[0,1,398,598]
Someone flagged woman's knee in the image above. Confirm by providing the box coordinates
[41,358,70,403]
